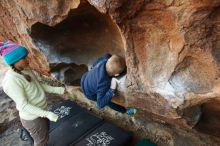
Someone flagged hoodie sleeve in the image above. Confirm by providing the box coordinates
[96,80,115,109]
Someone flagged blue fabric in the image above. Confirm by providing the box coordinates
[81,54,115,109]
[3,46,28,65]
[2,42,8,49]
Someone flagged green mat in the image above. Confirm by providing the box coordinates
[136,139,157,146]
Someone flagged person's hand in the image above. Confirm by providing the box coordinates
[110,78,118,90]
[47,112,59,122]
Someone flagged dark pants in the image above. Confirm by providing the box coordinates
[21,118,49,146]
[108,102,127,113]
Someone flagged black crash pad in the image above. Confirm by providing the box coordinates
[49,111,103,146]
[49,100,85,132]
[48,100,132,146]
[74,122,133,146]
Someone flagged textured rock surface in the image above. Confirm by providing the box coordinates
[0,0,220,145]
[0,88,19,134]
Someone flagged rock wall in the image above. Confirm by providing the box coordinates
[0,0,220,145]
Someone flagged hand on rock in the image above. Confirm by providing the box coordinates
[111,78,118,90]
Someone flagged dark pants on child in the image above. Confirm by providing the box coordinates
[20,118,49,146]
[108,102,127,113]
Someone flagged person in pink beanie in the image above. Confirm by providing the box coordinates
[0,41,65,146]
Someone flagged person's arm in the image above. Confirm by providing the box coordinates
[3,78,58,121]
[96,80,116,109]
[40,83,65,95]
[31,69,65,95]
[96,89,115,109]
[91,54,111,69]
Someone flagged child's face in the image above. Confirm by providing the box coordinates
[14,56,29,70]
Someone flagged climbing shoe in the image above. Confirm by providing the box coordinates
[127,108,137,115]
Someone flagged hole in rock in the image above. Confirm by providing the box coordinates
[50,63,88,86]
[30,1,125,85]
[195,99,220,138]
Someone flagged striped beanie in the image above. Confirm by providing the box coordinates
[0,41,28,65]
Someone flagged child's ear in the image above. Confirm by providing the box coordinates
[114,74,119,77]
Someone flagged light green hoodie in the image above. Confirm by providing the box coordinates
[2,69,64,120]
